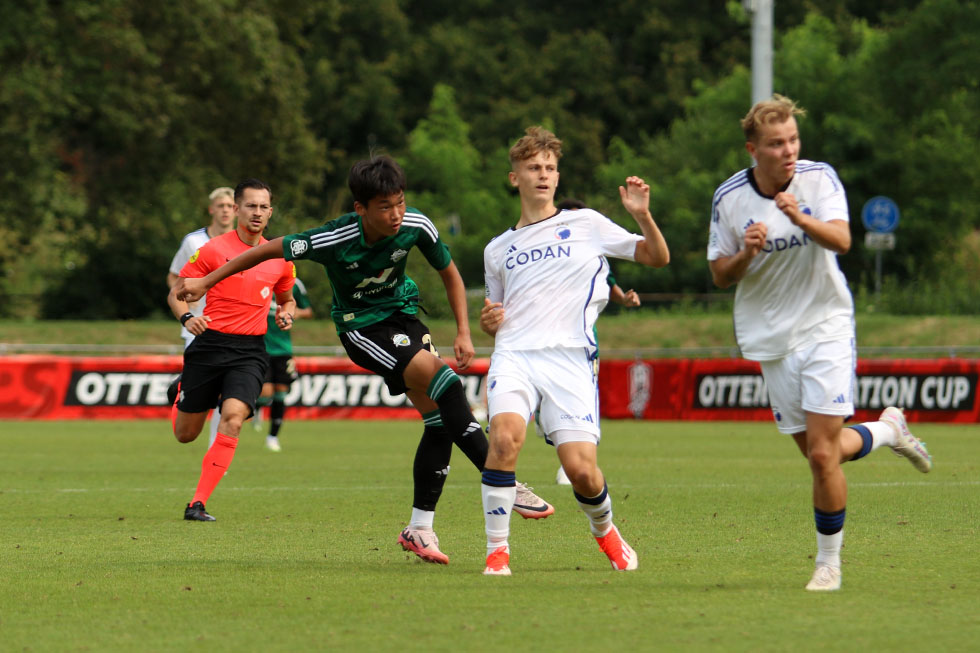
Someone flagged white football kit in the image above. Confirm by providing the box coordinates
[708,160,854,360]
[708,160,856,429]
[484,209,643,437]
[170,227,212,347]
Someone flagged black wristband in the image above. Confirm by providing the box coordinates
[179,312,194,326]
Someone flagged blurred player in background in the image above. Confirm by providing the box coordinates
[707,94,932,591]
[480,126,670,576]
[167,179,296,522]
[175,156,552,563]
[253,277,313,452]
[166,186,236,446]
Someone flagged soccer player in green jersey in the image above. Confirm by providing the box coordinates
[176,155,553,564]
[254,277,314,452]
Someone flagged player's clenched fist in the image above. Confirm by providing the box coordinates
[743,222,768,257]
[480,298,504,337]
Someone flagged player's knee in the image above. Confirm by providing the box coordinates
[562,465,593,489]
[806,445,839,474]
[562,460,601,491]
[217,413,246,437]
[174,427,199,444]
[488,429,523,463]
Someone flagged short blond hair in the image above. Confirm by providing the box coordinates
[208,186,234,202]
[741,94,806,142]
[509,126,562,166]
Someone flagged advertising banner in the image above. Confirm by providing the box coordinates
[1,355,977,422]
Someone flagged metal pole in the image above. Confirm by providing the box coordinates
[875,250,882,302]
[746,0,774,103]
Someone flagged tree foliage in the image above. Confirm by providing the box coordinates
[1,0,972,318]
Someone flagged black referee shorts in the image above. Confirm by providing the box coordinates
[178,330,268,415]
[339,313,439,395]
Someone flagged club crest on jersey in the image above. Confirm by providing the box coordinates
[392,333,411,347]
[799,204,813,215]
[554,225,571,240]
[346,262,359,270]
[290,239,308,257]
[390,249,408,262]
[260,287,270,299]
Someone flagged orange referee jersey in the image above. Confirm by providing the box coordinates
[180,230,295,336]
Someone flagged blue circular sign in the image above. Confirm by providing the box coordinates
[861,196,900,233]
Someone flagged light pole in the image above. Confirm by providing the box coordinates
[744,0,774,103]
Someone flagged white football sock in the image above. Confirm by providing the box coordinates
[865,420,897,448]
[410,508,435,531]
[482,483,515,554]
[815,530,843,569]
[577,489,613,537]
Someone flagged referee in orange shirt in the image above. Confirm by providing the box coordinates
[167,179,296,521]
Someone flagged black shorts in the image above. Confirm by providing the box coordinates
[339,313,438,395]
[178,330,268,416]
[265,354,298,385]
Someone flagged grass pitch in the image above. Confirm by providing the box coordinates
[1,418,978,651]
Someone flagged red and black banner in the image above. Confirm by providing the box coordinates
[1,355,978,422]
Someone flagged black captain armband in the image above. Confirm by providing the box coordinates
[179,312,194,326]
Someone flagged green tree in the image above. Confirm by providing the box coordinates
[0,1,325,318]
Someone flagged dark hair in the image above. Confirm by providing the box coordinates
[234,178,272,203]
[556,198,587,210]
[348,155,406,206]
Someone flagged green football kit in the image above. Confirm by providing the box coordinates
[281,208,451,333]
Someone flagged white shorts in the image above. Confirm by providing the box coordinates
[759,337,856,434]
[487,348,600,444]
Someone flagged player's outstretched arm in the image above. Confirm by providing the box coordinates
[437,261,474,370]
[176,238,285,302]
[619,176,669,268]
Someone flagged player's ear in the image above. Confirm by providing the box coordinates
[353,201,367,217]
[508,171,518,188]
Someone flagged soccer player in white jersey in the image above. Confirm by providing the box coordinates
[166,187,236,447]
[479,126,670,575]
[167,187,237,345]
[707,94,933,591]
